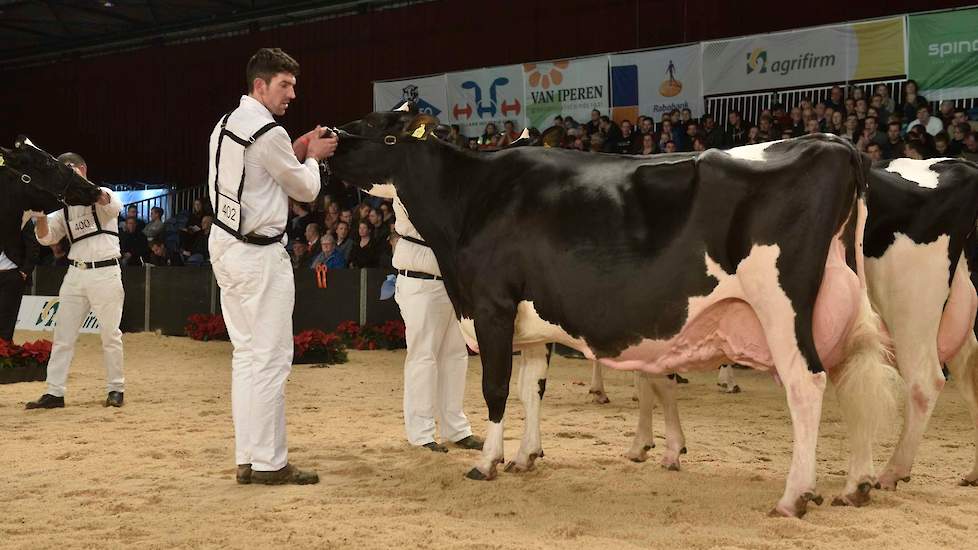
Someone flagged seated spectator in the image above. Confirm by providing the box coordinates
[875,84,896,115]
[701,114,723,149]
[550,115,564,131]
[680,108,693,126]
[467,138,479,151]
[756,115,775,141]
[120,217,149,266]
[379,202,395,225]
[950,123,970,156]
[900,79,929,123]
[866,142,883,162]
[584,109,602,136]
[617,120,639,154]
[692,136,707,152]
[882,121,906,160]
[746,126,763,144]
[934,132,951,157]
[854,98,869,120]
[305,222,322,252]
[844,97,856,117]
[637,133,657,155]
[146,239,183,267]
[142,207,165,241]
[599,116,622,153]
[663,141,677,153]
[804,118,820,135]
[952,107,970,129]
[961,133,978,163]
[723,111,749,147]
[840,114,860,142]
[824,85,845,113]
[339,208,354,226]
[787,108,804,136]
[904,140,929,160]
[869,94,890,124]
[120,205,146,233]
[770,103,791,131]
[938,101,956,128]
[368,207,389,243]
[349,221,380,268]
[310,234,347,269]
[291,238,312,269]
[907,124,936,153]
[827,111,845,134]
[856,116,886,152]
[498,120,521,147]
[288,200,312,241]
[180,197,212,250]
[183,215,212,266]
[448,124,467,149]
[334,220,354,259]
[907,106,944,136]
[657,119,675,150]
[636,117,655,141]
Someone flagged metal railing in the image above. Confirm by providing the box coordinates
[124,184,207,223]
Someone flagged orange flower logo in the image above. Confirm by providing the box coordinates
[524,61,569,89]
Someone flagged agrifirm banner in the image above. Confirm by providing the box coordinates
[372,74,448,116]
[909,8,978,101]
[701,17,905,95]
[609,44,703,125]
[446,65,527,138]
[16,296,101,334]
[522,56,609,129]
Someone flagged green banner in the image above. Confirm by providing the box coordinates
[908,8,978,101]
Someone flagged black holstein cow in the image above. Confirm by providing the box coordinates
[328,106,888,517]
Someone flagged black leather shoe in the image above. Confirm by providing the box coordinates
[250,463,319,485]
[105,391,124,407]
[422,442,449,453]
[236,464,252,484]
[25,394,65,410]
[453,435,484,450]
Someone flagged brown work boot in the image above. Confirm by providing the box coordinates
[250,463,319,485]
[236,464,252,485]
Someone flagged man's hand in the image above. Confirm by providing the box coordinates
[97,191,110,206]
[307,131,338,162]
[294,126,330,161]
[18,271,27,282]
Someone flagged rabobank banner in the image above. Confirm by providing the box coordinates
[372,74,448,116]
[609,45,703,125]
[701,17,905,95]
[522,56,609,129]
[446,65,526,138]
[909,8,978,101]
[16,296,101,334]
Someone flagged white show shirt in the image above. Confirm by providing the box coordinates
[207,95,321,262]
[36,187,123,262]
[391,195,441,277]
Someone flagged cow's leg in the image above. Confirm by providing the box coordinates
[718,365,741,393]
[589,360,610,404]
[625,372,657,462]
[466,313,516,481]
[877,331,944,491]
[650,374,687,470]
[947,332,978,486]
[505,345,549,473]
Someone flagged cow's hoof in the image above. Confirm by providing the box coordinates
[831,482,873,507]
[769,492,822,519]
[680,446,687,455]
[958,476,978,487]
[503,452,540,473]
[625,444,653,463]
[465,464,498,481]
[661,455,681,471]
[589,391,610,404]
[876,474,910,491]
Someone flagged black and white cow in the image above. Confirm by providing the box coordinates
[0,136,103,209]
[328,106,890,517]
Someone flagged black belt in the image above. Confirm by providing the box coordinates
[397,269,441,281]
[240,232,285,246]
[71,258,120,270]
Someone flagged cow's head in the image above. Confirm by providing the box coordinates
[329,102,440,199]
[0,136,102,206]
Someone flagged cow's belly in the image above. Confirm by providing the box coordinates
[459,240,859,374]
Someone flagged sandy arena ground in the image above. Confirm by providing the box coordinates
[2,330,977,549]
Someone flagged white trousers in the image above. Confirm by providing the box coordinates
[46,264,125,397]
[212,243,294,472]
[395,275,473,446]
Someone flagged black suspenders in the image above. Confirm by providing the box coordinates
[64,204,118,244]
[212,111,286,246]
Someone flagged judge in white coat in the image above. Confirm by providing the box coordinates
[208,48,336,485]
[27,153,126,410]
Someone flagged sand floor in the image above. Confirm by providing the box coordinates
[1,330,977,549]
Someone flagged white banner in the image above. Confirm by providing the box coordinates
[701,18,905,96]
[446,65,527,138]
[522,56,609,129]
[16,295,100,334]
[372,74,448,117]
[609,45,703,124]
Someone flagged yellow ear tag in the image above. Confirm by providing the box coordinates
[0,156,5,167]
[411,124,427,140]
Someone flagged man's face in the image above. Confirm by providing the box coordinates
[128,207,138,218]
[729,113,740,125]
[305,225,317,241]
[887,125,901,141]
[321,239,335,254]
[917,108,930,124]
[641,119,652,133]
[125,218,137,233]
[591,110,600,122]
[254,72,297,116]
[662,120,672,132]
[876,85,889,98]
[967,135,978,152]
[621,121,632,135]
[871,95,882,108]
[504,121,514,133]
[867,145,882,161]
[151,243,164,256]
[865,118,877,132]
[293,242,307,256]
[806,119,819,134]
[336,222,349,239]
[954,112,967,125]
[831,87,842,101]
[340,210,352,224]
[856,99,867,113]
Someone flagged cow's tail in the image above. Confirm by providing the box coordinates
[830,149,899,466]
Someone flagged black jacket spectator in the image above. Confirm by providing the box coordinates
[120,217,149,266]
[146,241,184,267]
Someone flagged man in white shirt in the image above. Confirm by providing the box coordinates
[906,105,944,137]
[390,193,483,453]
[27,153,126,410]
[209,47,336,485]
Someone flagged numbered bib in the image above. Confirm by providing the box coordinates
[216,191,241,234]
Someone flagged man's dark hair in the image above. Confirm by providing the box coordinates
[128,205,138,211]
[151,206,164,216]
[866,142,881,152]
[246,48,300,92]
[56,152,86,168]
[864,116,878,125]
[888,121,902,131]
[599,115,611,124]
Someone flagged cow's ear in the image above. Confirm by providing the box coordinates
[402,114,440,141]
[540,126,566,148]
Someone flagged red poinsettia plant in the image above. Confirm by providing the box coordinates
[293,329,348,365]
[0,338,53,369]
[185,314,229,341]
[333,320,406,350]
